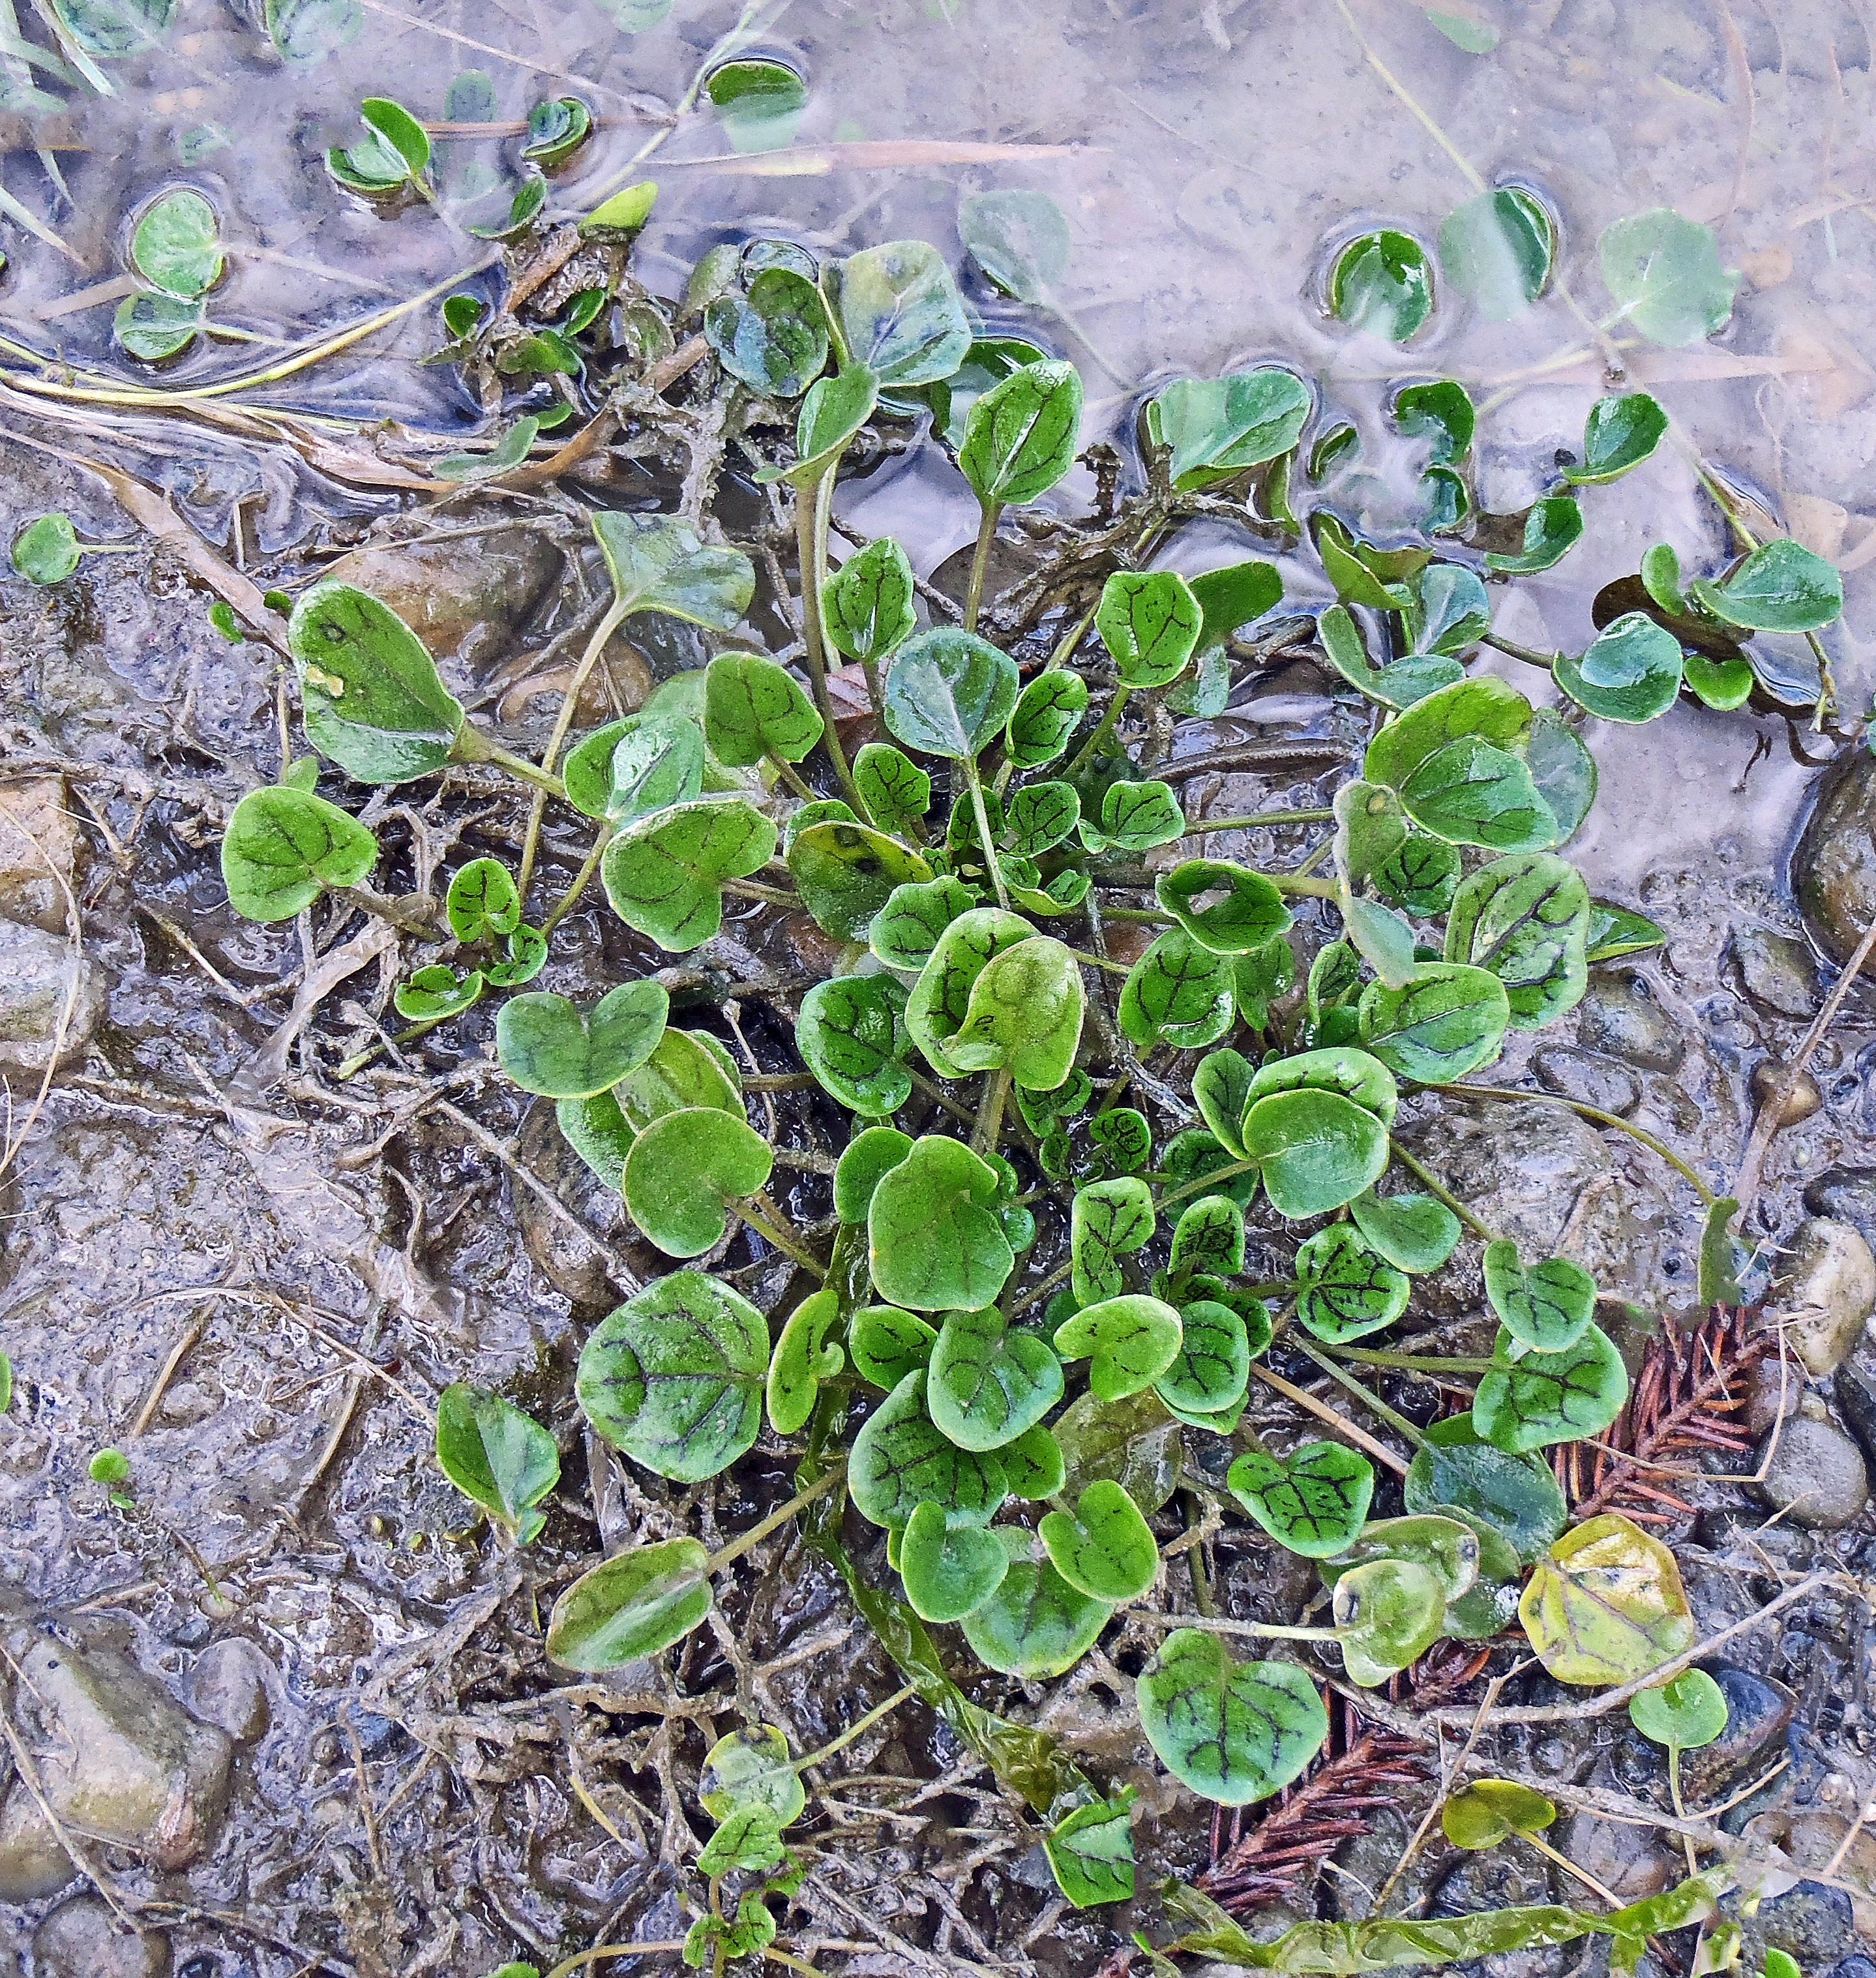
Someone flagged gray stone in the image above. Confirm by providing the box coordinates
[1795,749,1876,972]
[0,916,102,1076]
[1733,926,1819,1018]
[1560,1806,1675,1900]
[1834,1355,1876,1471]
[1735,1881,1860,1970]
[1531,1047,1640,1117]
[1769,1218,1876,1375]
[185,1636,275,1742]
[324,524,563,668]
[0,1778,76,1900]
[1757,1414,1868,1529]
[1680,1665,1795,1800]
[9,1626,231,1866]
[1806,1167,1876,1251]
[1575,970,1685,1073]
[31,1896,171,1978]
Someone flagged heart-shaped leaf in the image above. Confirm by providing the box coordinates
[1405,564,1490,659]
[1240,1088,1389,1220]
[704,265,829,397]
[848,1304,937,1388]
[1683,652,1754,712]
[1628,1668,1728,1750]
[899,1497,1009,1621]
[1483,1240,1596,1353]
[1226,1442,1375,1557]
[700,1722,806,1825]
[1146,370,1311,489]
[1080,778,1184,854]
[1294,1224,1410,1343]
[602,796,779,952]
[831,239,971,387]
[1154,1298,1250,1416]
[1404,1416,1567,1563]
[1599,208,1738,348]
[496,980,668,1098]
[1155,860,1291,955]
[767,1288,844,1436]
[1399,736,1558,852]
[623,1106,773,1257]
[1442,1778,1558,1849]
[1041,1478,1159,1600]
[557,1092,634,1190]
[589,511,754,630]
[12,514,83,584]
[1248,1044,1397,1124]
[945,935,1085,1090]
[394,964,484,1022]
[1228,935,1294,1029]
[1366,679,1532,792]
[849,1369,1008,1529]
[1332,1556,1446,1685]
[696,1807,786,1876]
[1001,1421,1066,1501]
[1006,670,1089,768]
[1071,1178,1155,1306]
[869,873,975,973]
[928,1306,1064,1452]
[288,582,465,785]
[1002,780,1080,857]
[544,1537,711,1668]
[1358,963,1510,1083]
[577,1270,769,1481]
[868,1137,1014,1312]
[1096,570,1202,687]
[132,186,222,299]
[1168,1197,1245,1283]
[1332,230,1434,340]
[1393,380,1475,464]
[563,711,705,826]
[960,359,1082,508]
[1043,1790,1136,1909]
[1118,930,1236,1051]
[704,652,824,765]
[790,820,932,940]
[1438,187,1554,320]
[1688,538,1843,633]
[833,1128,913,1225]
[1472,1323,1628,1453]
[221,786,378,922]
[826,539,917,665]
[1137,1629,1329,1804]
[1192,1049,1255,1158]
[962,1558,1112,1679]
[1555,614,1684,725]
[444,858,520,944]
[904,907,1034,1075]
[797,974,911,1115]
[1054,1293,1182,1401]
[884,628,1020,759]
[1519,1512,1695,1686]
[436,1383,559,1544]
[1349,1190,1462,1274]
[1562,393,1667,486]
[1484,494,1585,575]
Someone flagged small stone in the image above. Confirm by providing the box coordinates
[1824,1957,1876,1978]
[0,777,83,934]
[31,1897,171,1978]
[1751,1060,1823,1128]
[1757,1415,1868,1529]
[1833,1356,1876,1471]
[1736,1880,1860,1970]
[324,525,563,667]
[1769,1218,1876,1376]
[1806,1167,1876,1251]
[1796,750,1876,973]
[186,1637,275,1742]
[1532,1047,1640,1117]
[1733,927,1819,1018]
[1575,970,1685,1072]
[1679,1665,1795,1800]
[0,1778,76,1900]
[1560,1806,1675,1898]
[0,917,103,1075]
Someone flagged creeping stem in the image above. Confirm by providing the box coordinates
[964,500,1001,635]
[794,473,865,815]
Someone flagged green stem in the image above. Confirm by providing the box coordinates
[1669,1746,1699,1876]
[767,752,816,801]
[1068,947,1131,976]
[730,1200,827,1278]
[795,472,863,813]
[1062,683,1131,778]
[971,1065,1013,1157]
[1320,1345,1499,1376]
[1481,631,1560,672]
[703,1461,845,1575]
[1097,905,1172,923]
[964,500,1002,635]
[450,722,568,798]
[722,878,802,908]
[1041,599,1099,675]
[790,1681,919,1775]
[541,824,613,937]
[1390,1143,1496,1240]
[1154,1156,1259,1218]
[1292,1341,1429,1447]
[1185,808,1335,834]
[963,755,1011,911]
[1444,1083,1717,1206]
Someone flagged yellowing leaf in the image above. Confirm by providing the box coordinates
[1517,1513,1693,1686]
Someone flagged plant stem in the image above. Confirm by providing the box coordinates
[543,1944,692,1978]
[962,755,1011,910]
[1099,904,1172,923]
[1390,1144,1496,1240]
[1322,1345,1499,1376]
[794,473,863,812]
[1444,1083,1717,1206]
[964,501,1001,634]
[541,824,613,937]
[722,878,803,908]
[731,1200,826,1277]
[1154,1156,1259,1218]
[1133,1610,1341,1643]
[1523,1829,1626,1908]
[1068,947,1131,976]
[1669,1746,1699,1877]
[1482,631,1560,672]
[1185,807,1335,834]
[1062,683,1131,778]
[790,1681,919,1775]
[971,1065,1012,1157]
[1292,1341,1428,1447]
[1244,1362,1412,1476]
[451,721,569,798]
[704,1461,845,1575]
[767,752,816,801]
[1041,599,1099,674]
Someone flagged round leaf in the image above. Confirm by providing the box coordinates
[1688,539,1843,634]
[1330,230,1434,341]
[798,973,911,1114]
[1041,1478,1159,1600]
[883,628,1020,759]
[826,539,917,665]
[589,511,754,630]
[1070,1178,1156,1306]
[1599,209,1738,347]
[700,1723,805,1826]
[1137,1629,1329,1805]
[904,906,1034,1075]
[962,1558,1112,1679]
[393,963,483,1022]
[1096,569,1202,688]
[1358,963,1510,1083]
[834,1126,913,1224]
[1333,1556,1446,1685]
[1437,188,1553,320]
[1053,1294,1182,1403]
[1518,1512,1695,1686]
[790,820,932,941]
[1226,1442,1374,1558]
[899,1498,1009,1621]
[946,935,1086,1089]
[115,291,203,361]
[1555,614,1684,725]
[849,1368,1007,1529]
[1240,1088,1389,1220]
[12,513,83,584]
[870,873,976,973]
[436,1383,559,1543]
[704,266,829,397]
[1294,1224,1410,1344]
[220,785,378,922]
[1483,495,1585,575]
[867,1137,1014,1313]
[1348,1190,1461,1274]
[1154,1298,1250,1417]
[623,1106,773,1257]
[1146,370,1311,490]
[496,980,668,1098]
[1483,1240,1596,1354]
[959,359,1083,508]
[545,1537,711,1668]
[1628,1668,1728,1751]
[1562,393,1668,486]
[1006,670,1088,768]
[447,857,522,942]
[849,1304,936,1389]
[1118,929,1235,1051]
[1154,860,1292,959]
[929,1306,1064,1452]
[1320,1514,1481,1602]
[563,712,705,825]
[130,187,222,299]
[1442,1778,1558,1850]
[853,742,930,835]
[1404,1416,1566,1564]
[1472,1323,1629,1454]
[833,239,971,387]
[704,652,824,765]
[602,796,779,952]
[959,188,1070,304]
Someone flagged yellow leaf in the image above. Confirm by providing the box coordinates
[1517,1512,1694,1686]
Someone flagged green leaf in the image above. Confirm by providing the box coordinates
[1484,495,1585,574]
[265,0,362,62]
[869,1137,1014,1312]
[778,363,878,485]
[1474,1323,1628,1453]
[544,1537,711,1668]
[790,820,932,941]
[1137,1630,1329,1804]
[1442,1778,1558,1850]
[1682,652,1755,711]
[767,1288,844,1436]
[220,785,378,922]
[1155,860,1291,955]
[904,906,1034,1073]
[958,188,1070,305]
[1169,1195,1245,1282]
[1320,1514,1482,1604]
[1341,892,1418,992]
[495,980,668,1098]
[1375,833,1462,915]
[1600,209,1738,347]
[827,540,917,665]
[1628,1668,1727,1750]
[361,95,430,173]
[1364,675,1528,787]
[1054,1293,1182,1402]
[1688,539,1843,633]
[1698,1195,1744,1306]
[327,114,413,194]
[522,94,593,168]
[1331,230,1434,340]
[393,964,483,1022]
[496,329,582,380]
[578,178,658,235]
[705,55,805,151]
[704,265,829,397]
[1002,1421,1066,1501]
[567,712,705,826]
[685,1895,776,1970]
[830,241,970,387]
[1245,1049,1394,1127]
[623,1106,773,1257]
[1437,187,1553,320]
[577,1269,769,1481]
[1333,1556,1446,1685]
[1240,1089,1390,1219]
[435,1383,558,1543]
[1155,1298,1250,1416]
[1192,1049,1254,1159]
[1096,569,1202,687]
[613,1028,744,1132]
[701,1722,806,1825]
[834,1128,914,1225]
[1349,1190,1460,1274]
[1525,708,1598,847]
[602,796,778,952]
[1081,779,1184,855]
[849,1304,937,1388]
[1041,1478,1159,1600]
[946,935,1085,1088]
[929,1306,1063,1452]
[446,858,521,942]
[960,359,1083,508]
[1086,1107,1150,1176]
[884,628,1020,760]
[556,1091,634,1190]
[899,1498,1009,1621]
[288,581,464,785]
[1555,614,1684,725]
[1586,902,1667,964]
[1227,1441,1375,1557]
[1002,781,1081,856]
[1044,1790,1135,1908]
[1146,370,1311,490]
[849,1368,1008,1528]
[130,187,222,299]
[434,413,542,485]
[11,514,83,584]
[1407,563,1491,658]
[1191,560,1284,655]
[697,1807,785,1876]
[871,873,976,973]
[1445,852,1590,1028]
[1405,1416,1566,1563]
[1484,1240,1596,1354]
[1006,670,1089,768]
[1392,380,1474,465]
[1319,605,1462,710]
[797,974,911,1114]
[1118,930,1235,1051]
[1294,1225,1410,1343]
[962,1557,1112,1679]
[1518,1512,1694,1685]
[1070,1178,1156,1306]
[850,745,929,839]
[704,652,823,766]
[589,511,753,630]
[1562,393,1668,486]
[1399,736,1557,853]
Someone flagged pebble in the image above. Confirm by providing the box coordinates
[1575,970,1686,1073]
[0,916,104,1075]
[1531,1046,1640,1117]
[186,1636,276,1742]
[1733,926,1820,1018]
[1757,1414,1869,1529]
[1751,1059,1823,1129]
[1769,1218,1876,1376]
[1560,1807,1675,1898]
[1794,749,1876,972]
[0,776,82,933]
[1680,1664,1795,1800]
[0,1778,76,1901]
[1832,1355,1876,1472]
[1806,1166,1876,1251]
[1736,1880,1860,1969]
[324,524,564,667]
[31,1897,171,1978]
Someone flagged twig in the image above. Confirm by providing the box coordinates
[1243,1362,1410,1476]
